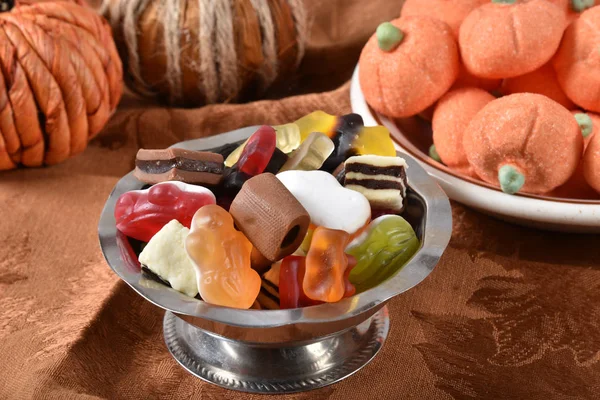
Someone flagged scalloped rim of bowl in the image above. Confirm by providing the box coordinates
[98,126,452,328]
[350,65,600,233]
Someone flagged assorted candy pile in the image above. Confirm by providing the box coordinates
[114,111,420,310]
[360,0,600,199]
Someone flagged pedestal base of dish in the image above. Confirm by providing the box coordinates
[163,306,390,394]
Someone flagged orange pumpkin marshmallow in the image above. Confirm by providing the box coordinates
[401,0,488,38]
[463,93,583,194]
[583,122,600,194]
[432,87,495,177]
[546,0,598,24]
[359,17,459,118]
[459,0,565,79]
[554,6,600,113]
[453,62,502,92]
[550,112,599,199]
[500,62,575,109]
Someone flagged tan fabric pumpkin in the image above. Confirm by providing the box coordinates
[0,0,123,170]
[102,0,306,107]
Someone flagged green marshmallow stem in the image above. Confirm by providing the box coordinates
[429,144,442,162]
[376,22,404,52]
[498,164,525,194]
[571,0,595,12]
[575,113,594,138]
[492,0,516,4]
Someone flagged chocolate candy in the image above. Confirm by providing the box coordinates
[134,148,224,185]
[344,155,408,212]
[230,173,310,262]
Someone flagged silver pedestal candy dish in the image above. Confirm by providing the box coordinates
[98,126,452,394]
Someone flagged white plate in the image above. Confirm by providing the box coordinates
[350,66,600,233]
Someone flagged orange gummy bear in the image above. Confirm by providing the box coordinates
[303,227,353,303]
[185,204,261,309]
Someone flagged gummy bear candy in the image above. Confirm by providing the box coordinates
[237,125,276,176]
[280,254,356,308]
[346,215,419,293]
[114,181,216,242]
[185,205,261,309]
[279,256,322,309]
[280,132,335,172]
[304,227,355,302]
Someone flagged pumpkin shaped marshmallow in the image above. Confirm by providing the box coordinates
[463,93,583,194]
[546,0,598,23]
[400,0,488,38]
[432,87,495,177]
[583,122,600,194]
[550,112,599,199]
[500,62,575,109]
[554,6,600,113]
[453,62,501,91]
[359,17,459,118]
[459,0,565,79]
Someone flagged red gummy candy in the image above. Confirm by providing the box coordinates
[114,181,216,242]
[279,255,356,309]
[237,125,276,176]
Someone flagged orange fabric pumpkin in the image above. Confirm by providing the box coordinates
[0,1,123,170]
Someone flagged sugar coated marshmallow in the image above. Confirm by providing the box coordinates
[463,93,583,194]
[459,0,565,79]
[276,170,371,235]
[359,17,459,118]
[401,0,488,38]
[553,6,600,113]
[550,112,599,199]
[138,220,198,297]
[500,62,574,109]
[432,87,495,177]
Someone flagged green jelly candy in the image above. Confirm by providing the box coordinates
[376,22,404,52]
[498,164,525,194]
[572,0,594,12]
[429,144,442,162]
[492,0,516,4]
[346,215,420,293]
[575,113,593,138]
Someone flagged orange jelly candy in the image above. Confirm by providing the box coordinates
[185,205,260,309]
[303,227,354,303]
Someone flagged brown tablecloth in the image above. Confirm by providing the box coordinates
[1,1,600,399]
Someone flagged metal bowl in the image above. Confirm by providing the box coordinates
[98,126,452,394]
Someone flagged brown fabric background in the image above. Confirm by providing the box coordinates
[1,1,600,399]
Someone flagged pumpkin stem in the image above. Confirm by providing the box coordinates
[575,113,593,138]
[0,0,13,12]
[429,144,442,163]
[376,22,404,52]
[492,0,517,4]
[571,0,595,12]
[498,164,525,194]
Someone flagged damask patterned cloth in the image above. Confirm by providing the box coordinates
[1,1,600,399]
